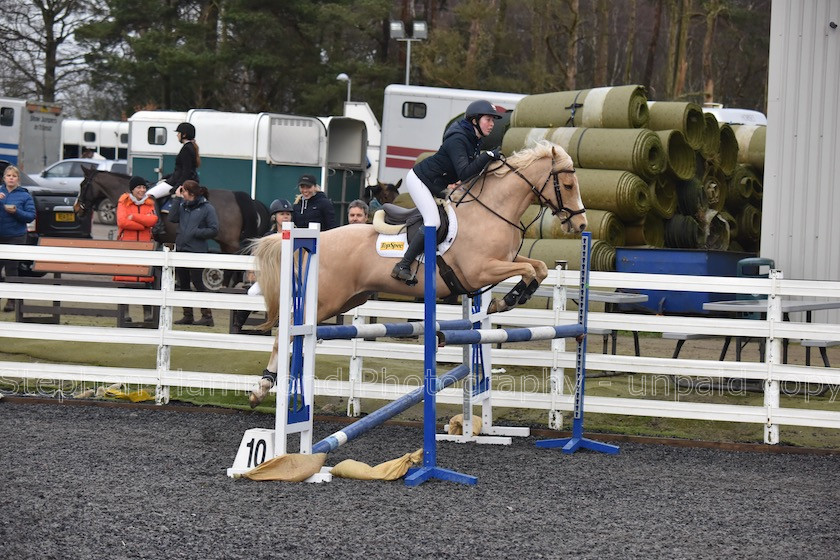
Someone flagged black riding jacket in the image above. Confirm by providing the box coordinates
[413,119,493,197]
[293,191,337,230]
[167,141,199,188]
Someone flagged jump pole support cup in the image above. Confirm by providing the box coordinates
[535,232,620,455]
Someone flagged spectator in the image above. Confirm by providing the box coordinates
[114,176,159,323]
[347,199,369,224]
[0,165,36,312]
[293,174,336,230]
[231,198,293,333]
[169,180,219,326]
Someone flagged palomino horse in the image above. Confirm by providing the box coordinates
[75,168,270,287]
[249,140,586,406]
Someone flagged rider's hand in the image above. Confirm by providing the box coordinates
[485,149,503,161]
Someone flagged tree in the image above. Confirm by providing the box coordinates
[0,0,95,102]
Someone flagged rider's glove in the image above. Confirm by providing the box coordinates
[485,149,503,161]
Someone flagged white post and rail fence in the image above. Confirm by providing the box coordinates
[1,243,839,445]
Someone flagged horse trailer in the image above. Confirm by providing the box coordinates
[0,98,63,173]
[61,119,129,160]
[377,84,526,185]
[127,109,368,225]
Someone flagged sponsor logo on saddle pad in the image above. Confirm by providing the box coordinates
[380,241,406,251]
[375,203,458,260]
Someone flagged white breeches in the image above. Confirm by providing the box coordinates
[146,180,173,200]
[404,169,440,228]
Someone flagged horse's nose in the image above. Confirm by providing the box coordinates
[578,221,587,232]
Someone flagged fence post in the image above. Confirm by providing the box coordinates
[347,309,363,417]
[549,260,568,430]
[155,246,174,405]
[763,269,783,444]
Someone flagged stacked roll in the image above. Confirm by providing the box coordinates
[495,85,766,269]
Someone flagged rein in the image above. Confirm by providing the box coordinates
[450,155,584,235]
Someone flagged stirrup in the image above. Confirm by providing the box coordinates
[391,263,418,286]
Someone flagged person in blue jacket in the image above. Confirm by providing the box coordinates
[391,100,503,284]
[168,179,219,326]
[0,165,36,312]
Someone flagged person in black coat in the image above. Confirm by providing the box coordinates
[147,122,200,202]
[292,174,336,230]
[391,100,503,284]
[169,180,219,326]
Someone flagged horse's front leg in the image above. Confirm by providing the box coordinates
[249,337,279,408]
[473,257,548,314]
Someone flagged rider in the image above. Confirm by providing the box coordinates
[391,100,503,284]
[146,122,200,209]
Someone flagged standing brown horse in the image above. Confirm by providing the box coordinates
[249,140,587,406]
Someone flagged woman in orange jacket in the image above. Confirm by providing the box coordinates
[115,176,159,323]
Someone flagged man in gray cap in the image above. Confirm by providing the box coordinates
[292,174,336,230]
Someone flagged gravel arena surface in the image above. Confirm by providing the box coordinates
[2,399,840,559]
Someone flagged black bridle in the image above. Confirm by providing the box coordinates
[74,174,95,216]
[453,154,586,235]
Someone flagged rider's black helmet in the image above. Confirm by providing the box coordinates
[175,122,196,140]
[465,100,503,121]
[269,198,293,215]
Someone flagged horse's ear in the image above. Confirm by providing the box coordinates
[82,164,96,178]
[394,179,402,189]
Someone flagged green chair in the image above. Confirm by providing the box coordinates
[734,257,775,361]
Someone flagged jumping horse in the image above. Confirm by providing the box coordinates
[75,167,270,287]
[249,140,587,406]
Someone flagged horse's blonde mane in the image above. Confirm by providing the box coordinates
[491,140,572,177]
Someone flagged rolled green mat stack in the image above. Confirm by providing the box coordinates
[493,84,766,267]
[717,124,739,176]
[520,238,616,272]
[649,175,677,218]
[575,169,650,221]
[664,214,702,248]
[521,205,625,246]
[511,85,649,129]
[625,214,665,247]
[654,129,695,180]
[731,124,766,171]
[701,113,721,159]
[503,126,666,180]
[646,101,705,149]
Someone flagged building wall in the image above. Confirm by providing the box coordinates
[763,0,840,302]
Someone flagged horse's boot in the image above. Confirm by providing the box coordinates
[249,370,276,408]
[391,229,425,285]
[174,308,194,325]
[194,308,214,327]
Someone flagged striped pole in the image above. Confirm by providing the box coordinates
[312,364,469,454]
[437,324,584,346]
[315,319,473,341]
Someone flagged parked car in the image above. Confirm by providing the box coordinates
[34,158,127,225]
[1,160,92,275]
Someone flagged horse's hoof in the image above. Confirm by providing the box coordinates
[249,378,274,408]
[487,299,504,314]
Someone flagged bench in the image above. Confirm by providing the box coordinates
[8,238,159,327]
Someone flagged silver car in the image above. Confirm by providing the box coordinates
[34,158,128,224]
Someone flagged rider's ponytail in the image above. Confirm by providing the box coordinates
[192,140,201,168]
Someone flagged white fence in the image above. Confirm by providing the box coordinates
[1,243,840,444]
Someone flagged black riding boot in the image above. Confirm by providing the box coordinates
[391,229,425,285]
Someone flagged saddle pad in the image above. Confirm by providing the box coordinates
[375,202,458,259]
